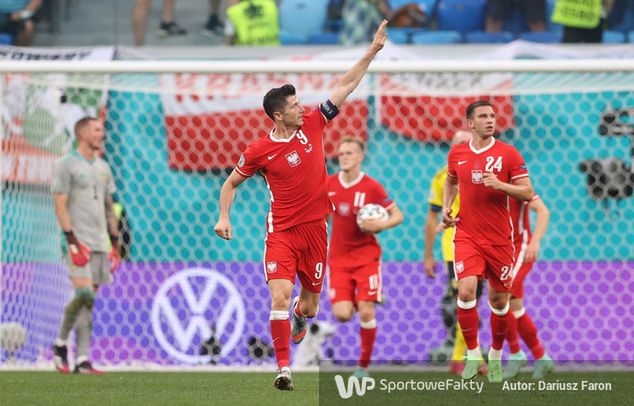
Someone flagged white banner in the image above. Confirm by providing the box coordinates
[1,46,114,184]
[0,46,114,61]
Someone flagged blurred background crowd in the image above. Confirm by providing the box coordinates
[1,0,633,48]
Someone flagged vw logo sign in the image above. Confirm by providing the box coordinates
[151,267,245,364]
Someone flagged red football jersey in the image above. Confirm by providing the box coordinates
[447,138,529,245]
[328,172,395,268]
[235,108,330,232]
[510,194,540,246]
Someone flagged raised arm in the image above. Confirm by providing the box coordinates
[214,169,248,240]
[328,19,388,108]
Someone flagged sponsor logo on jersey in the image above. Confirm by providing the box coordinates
[471,170,483,184]
[286,151,301,167]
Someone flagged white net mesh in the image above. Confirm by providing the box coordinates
[1,67,633,367]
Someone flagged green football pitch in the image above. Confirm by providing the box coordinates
[0,371,631,406]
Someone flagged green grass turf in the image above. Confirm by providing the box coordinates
[0,371,631,406]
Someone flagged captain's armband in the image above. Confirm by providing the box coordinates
[320,100,339,121]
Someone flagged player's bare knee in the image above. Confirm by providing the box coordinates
[357,302,375,322]
[358,309,374,323]
[510,298,523,311]
[333,307,353,322]
[489,294,509,311]
[334,313,352,322]
[270,292,291,310]
[457,289,476,303]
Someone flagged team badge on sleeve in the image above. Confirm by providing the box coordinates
[238,154,245,167]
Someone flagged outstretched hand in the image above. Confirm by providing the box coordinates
[371,19,388,52]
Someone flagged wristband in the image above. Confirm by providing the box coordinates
[19,9,33,20]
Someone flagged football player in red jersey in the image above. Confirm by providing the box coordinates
[327,137,404,378]
[214,20,388,391]
[442,100,534,382]
[504,194,554,380]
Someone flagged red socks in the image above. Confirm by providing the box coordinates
[456,301,479,350]
[359,320,377,368]
[505,310,521,353]
[490,311,508,351]
[270,310,290,369]
[517,311,545,360]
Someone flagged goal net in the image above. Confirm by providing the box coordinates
[1,61,633,368]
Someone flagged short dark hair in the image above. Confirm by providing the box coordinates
[466,100,493,119]
[340,137,365,152]
[263,84,296,120]
[74,116,98,138]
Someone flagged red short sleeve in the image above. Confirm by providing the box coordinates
[374,181,395,211]
[447,146,458,178]
[235,143,262,177]
[508,146,529,181]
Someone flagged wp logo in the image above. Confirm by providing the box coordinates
[334,375,376,399]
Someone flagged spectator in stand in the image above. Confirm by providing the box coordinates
[203,0,225,37]
[340,0,426,45]
[485,0,546,33]
[552,0,614,43]
[132,0,187,46]
[0,0,42,46]
[340,0,391,45]
[224,0,279,46]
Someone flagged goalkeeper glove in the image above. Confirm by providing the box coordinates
[64,230,91,266]
[108,234,121,273]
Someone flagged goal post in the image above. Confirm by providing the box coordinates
[1,60,633,367]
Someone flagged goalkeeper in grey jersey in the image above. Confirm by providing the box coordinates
[51,116,120,374]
